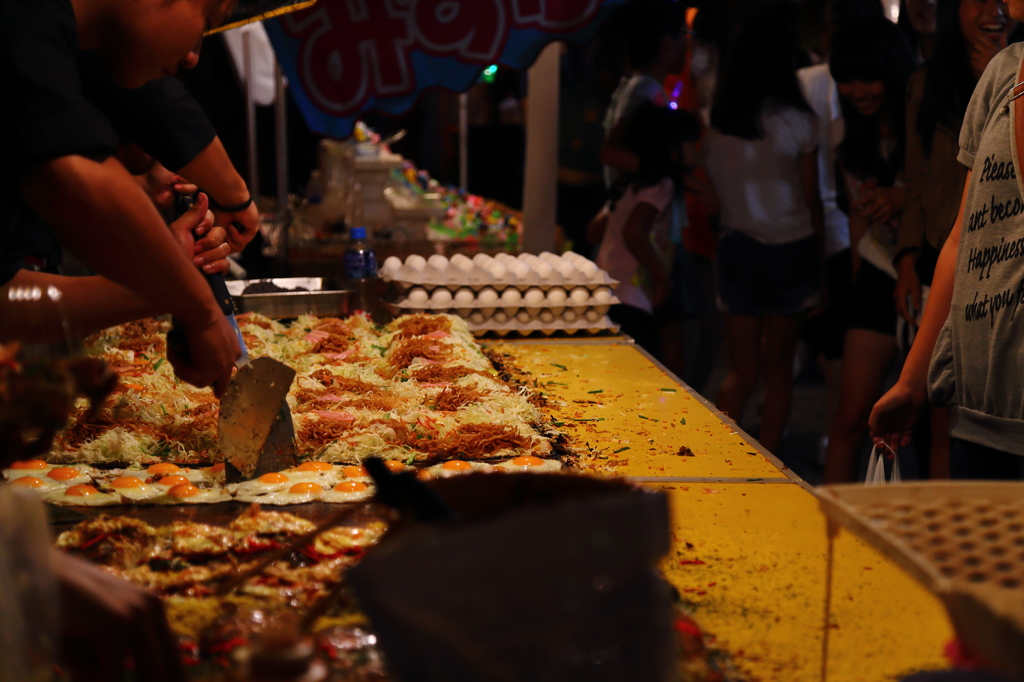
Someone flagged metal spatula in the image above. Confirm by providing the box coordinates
[171,195,297,481]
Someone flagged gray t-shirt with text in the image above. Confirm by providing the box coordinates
[930,43,1024,454]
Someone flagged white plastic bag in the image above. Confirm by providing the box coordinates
[865,442,901,485]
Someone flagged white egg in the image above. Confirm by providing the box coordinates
[570,287,591,305]
[562,251,583,262]
[493,311,509,324]
[585,309,602,323]
[523,288,545,306]
[472,253,492,265]
[539,251,559,263]
[593,287,613,304]
[577,260,598,277]
[477,287,499,305]
[425,460,488,478]
[431,288,453,306]
[321,480,375,504]
[42,486,121,506]
[495,252,515,263]
[236,481,325,505]
[557,260,578,278]
[562,309,578,323]
[469,312,485,324]
[450,253,470,265]
[455,258,475,273]
[515,310,532,324]
[487,261,507,279]
[408,287,429,304]
[383,256,403,272]
[500,288,522,306]
[509,261,531,278]
[530,260,553,278]
[546,288,567,305]
[454,288,475,306]
[493,457,563,473]
[517,253,535,262]
[406,254,427,271]
[427,254,449,269]
[539,310,555,324]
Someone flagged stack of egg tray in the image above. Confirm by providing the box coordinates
[818,481,1024,678]
[381,252,622,337]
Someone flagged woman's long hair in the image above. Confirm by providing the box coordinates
[830,16,915,185]
[608,102,695,208]
[710,10,812,140]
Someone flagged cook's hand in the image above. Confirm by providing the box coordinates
[894,252,922,325]
[213,200,259,254]
[856,187,905,224]
[868,380,925,455]
[169,193,232,275]
[168,312,238,398]
[53,550,184,682]
[138,164,196,213]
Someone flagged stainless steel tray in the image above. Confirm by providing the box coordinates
[225,277,352,318]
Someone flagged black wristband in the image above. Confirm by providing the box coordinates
[207,194,253,213]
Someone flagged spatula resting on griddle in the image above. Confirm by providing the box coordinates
[169,195,297,482]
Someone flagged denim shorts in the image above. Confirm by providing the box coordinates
[716,231,820,316]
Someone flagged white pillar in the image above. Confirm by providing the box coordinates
[522,42,560,254]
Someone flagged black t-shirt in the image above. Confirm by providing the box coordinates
[0,0,217,284]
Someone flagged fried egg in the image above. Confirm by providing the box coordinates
[7,476,61,492]
[321,480,375,504]
[151,483,230,505]
[338,465,371,483]
[4,460,93,482]
[282,461,343,485]
[425,459,489,478]
[493,456,563,473]
[236,481,325,505]
[106,475,162,502]
[226,471,295,497]
[42,466,92,487]
[43,484,122,507]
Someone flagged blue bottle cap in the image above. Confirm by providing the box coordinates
[350,226,367,240]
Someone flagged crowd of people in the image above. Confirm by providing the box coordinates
[590,0,1024,483]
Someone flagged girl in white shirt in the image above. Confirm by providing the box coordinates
[703,12,825,455]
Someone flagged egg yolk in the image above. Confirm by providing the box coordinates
[209,463,225,473]
[511,456,544,467]
[169,484,201,498]
[333,481,367,493]
[158,475,190,487]
[343,466,368,478]
[10,460,48,470]
[66,485,98,497]
[147,463,181,475]
[12,477,44,488]
[111,476,144,489]
[47,467,81,481]
[259,472,289,484]
[442,460,472,471]
[289,482,323,494]
[416,470,433,481]
[383,460,406,472]
[296,461,333,472]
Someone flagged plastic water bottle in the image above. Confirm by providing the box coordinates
[343,226,378,279]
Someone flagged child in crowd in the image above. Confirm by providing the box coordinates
[894,0,1015,479]
[871,0,1024,480]
[823,17,914,482]
[595,103,693,353]
[703,12,825,455]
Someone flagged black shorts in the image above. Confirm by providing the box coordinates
[847,260,897,336]
[716,231,821,316]
[802,249,852,360]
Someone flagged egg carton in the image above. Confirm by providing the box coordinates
[387,290,619,316]
[379,252,618,292]
[465,314,620,338]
